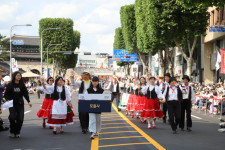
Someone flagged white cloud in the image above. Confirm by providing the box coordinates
[39,2,83,18]
[0,2,19,22]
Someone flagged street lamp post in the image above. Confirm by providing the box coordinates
[46,44,62,77]
[40,28,61,77]
[10,24,32,78]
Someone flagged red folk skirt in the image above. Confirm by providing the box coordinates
[37,98,54,119]
[135,95,147,113]
[126,94,137,111]
[140,98,164,119]
[46,104,74,127]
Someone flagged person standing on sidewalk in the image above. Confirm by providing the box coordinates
[4,71,32,138]
[179,75,195,132]
[70,71,91,134]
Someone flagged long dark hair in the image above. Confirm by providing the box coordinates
[51,76,66,100]
[47,76,54,84]
[140,77,147,86]
[10,71,24,87]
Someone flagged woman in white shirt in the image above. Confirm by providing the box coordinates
[42,76,74,134]
[140,76,164,129]
[37,77,54,128]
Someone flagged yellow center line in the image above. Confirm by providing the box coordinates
[91,104,166,150]
[91,137,99,150]
[99,136,144,141]
[99,142,151,148]
[102,119,125,121]
[99,131,138,135]
[101,123,128,125]
[101,126,132,129]
[112,104,166,150]
[101,116,122,118]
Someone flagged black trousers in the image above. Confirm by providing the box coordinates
[163,103,168,121]
[111,93,120,109]
[167,100,181,131]
[179,100,192,129]
[9,104,24,134]
[79,112,89,130]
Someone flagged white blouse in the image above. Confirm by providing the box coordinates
[38,85,54,94]
[43,85,71,102]
[142,85,164,99]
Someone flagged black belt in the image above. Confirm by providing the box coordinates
[45,94,51,99]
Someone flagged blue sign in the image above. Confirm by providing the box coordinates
[12,40,24,45]
[113,49,137,62]
[209,27,225,32]
[78,100,111,113]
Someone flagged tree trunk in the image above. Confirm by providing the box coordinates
[127,63,130,75]
[174,36,198,80]
[159,49,166,75]
[137,50,149,77]
[165,47,175,77]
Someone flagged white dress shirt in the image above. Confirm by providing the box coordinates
[38,85,54,94]
[106,81,120,93]
[159,82,170,92]
[180,85,195,103]
[163,86,181,101]
[71,79,91,94]
[142,85,164,99]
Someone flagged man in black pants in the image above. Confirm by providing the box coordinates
[71,71,91,134]
[163,77,182,134]
[160,73,170,123]
[179,75,195,132]
[105,75,121,111]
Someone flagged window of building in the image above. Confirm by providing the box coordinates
[211,10,215,26]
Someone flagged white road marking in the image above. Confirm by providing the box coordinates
[191,115,202,120]
[24,110,31,114]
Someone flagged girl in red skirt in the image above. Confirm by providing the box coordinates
[126,78,137,118]
[136,77,148,122]
[42,76,74,134]
[140,76,164,129]
[37,77,54,128]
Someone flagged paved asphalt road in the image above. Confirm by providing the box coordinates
[0,93,224,150]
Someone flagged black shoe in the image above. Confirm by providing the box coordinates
[163,119,166,124]
[187,128,192,132]
[82,129,88,134]
[173,130,177,134]
[118,108,121,112]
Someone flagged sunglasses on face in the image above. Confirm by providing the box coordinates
[49,80,54,81]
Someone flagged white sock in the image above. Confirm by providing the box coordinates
[148,124,151,128]
[152,121,155,126]
[136,113,139,115]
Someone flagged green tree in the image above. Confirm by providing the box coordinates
[160,0,209,78]
[39,18,79,74]
[113,27,133,75]
[0,34,10,61]
[113,27,126,49]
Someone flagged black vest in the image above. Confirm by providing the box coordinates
[165,86,183,102]
[146,87,157,99]
[79,81,90,94]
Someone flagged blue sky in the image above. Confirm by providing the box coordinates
[0,0,135,55]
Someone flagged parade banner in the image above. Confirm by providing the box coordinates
[78,94,111,113]
[221,49,225,74]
